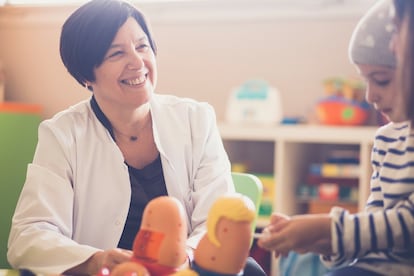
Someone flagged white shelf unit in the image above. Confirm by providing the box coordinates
[218,123,378,275]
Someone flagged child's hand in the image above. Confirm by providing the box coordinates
[257,214,333,257]
[256,213,290,257]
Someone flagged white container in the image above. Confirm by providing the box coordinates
[226,79,283,125]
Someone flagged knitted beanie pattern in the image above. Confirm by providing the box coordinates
[349,0,396,68]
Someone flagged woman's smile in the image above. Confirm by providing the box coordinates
[120,74,147,86]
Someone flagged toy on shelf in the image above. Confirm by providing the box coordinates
[255,174,275,218]
[316,77,370,126]
[297,149,360,214]
[226,79,283,125]
[102,196,188,276]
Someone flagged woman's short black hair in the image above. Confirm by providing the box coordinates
[393,0,405,21]
[60,0,157,88]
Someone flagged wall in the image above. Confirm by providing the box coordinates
[0,3,368,121]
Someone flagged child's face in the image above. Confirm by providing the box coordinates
[355,63,407,123]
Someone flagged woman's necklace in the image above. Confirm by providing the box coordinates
[113,117,151,142]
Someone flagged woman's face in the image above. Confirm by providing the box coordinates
[355,63,406,123]
[91,17,157,110]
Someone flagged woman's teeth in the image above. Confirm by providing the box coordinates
[123,76,146,85]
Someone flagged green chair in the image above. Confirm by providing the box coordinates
[232,172,263,240]
[0,104,41,268]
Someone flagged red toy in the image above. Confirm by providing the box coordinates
[102,196,188,276]
[316,96,369,126]
[317,77,369,126]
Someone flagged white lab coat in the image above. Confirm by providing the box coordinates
[7,93,234,274]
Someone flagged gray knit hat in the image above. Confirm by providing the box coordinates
[349,0,396,68]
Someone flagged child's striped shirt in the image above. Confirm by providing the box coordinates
[323,121,414,276]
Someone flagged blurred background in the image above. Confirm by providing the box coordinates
[0,0,378,121]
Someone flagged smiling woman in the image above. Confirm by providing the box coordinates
[5,0,266,275]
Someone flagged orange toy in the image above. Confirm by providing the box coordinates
[103,196,188,276]
[317,77,368,126]
[192,193,256,275]
[316,97,369,126]
[131,196,188,275]
[110,262,150,276]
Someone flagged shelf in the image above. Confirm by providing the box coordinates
[297,196,358,203]
[256,216,271,229]
[219,122,378,143]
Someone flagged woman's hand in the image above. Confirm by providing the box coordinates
[64,248,133,275]
[257,213,333,257]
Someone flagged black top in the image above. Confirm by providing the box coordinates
[90,96,168,250]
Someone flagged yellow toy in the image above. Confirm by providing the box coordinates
[171,269,199,276]
[192,193,256,275]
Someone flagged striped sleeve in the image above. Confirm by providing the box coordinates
[365,132,386,212]
[322,122,414,268]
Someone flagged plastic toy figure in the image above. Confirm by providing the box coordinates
[102,196,188,276]
[175,193,256,276]
[109,261,150,276]
[131,196,188,275]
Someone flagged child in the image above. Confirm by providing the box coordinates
[258,0,414,275]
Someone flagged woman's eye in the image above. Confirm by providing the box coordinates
[136,44,149,51]
[374,79,391,87]
[109,51,123,58]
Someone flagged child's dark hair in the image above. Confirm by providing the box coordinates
[394,0,414,122]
